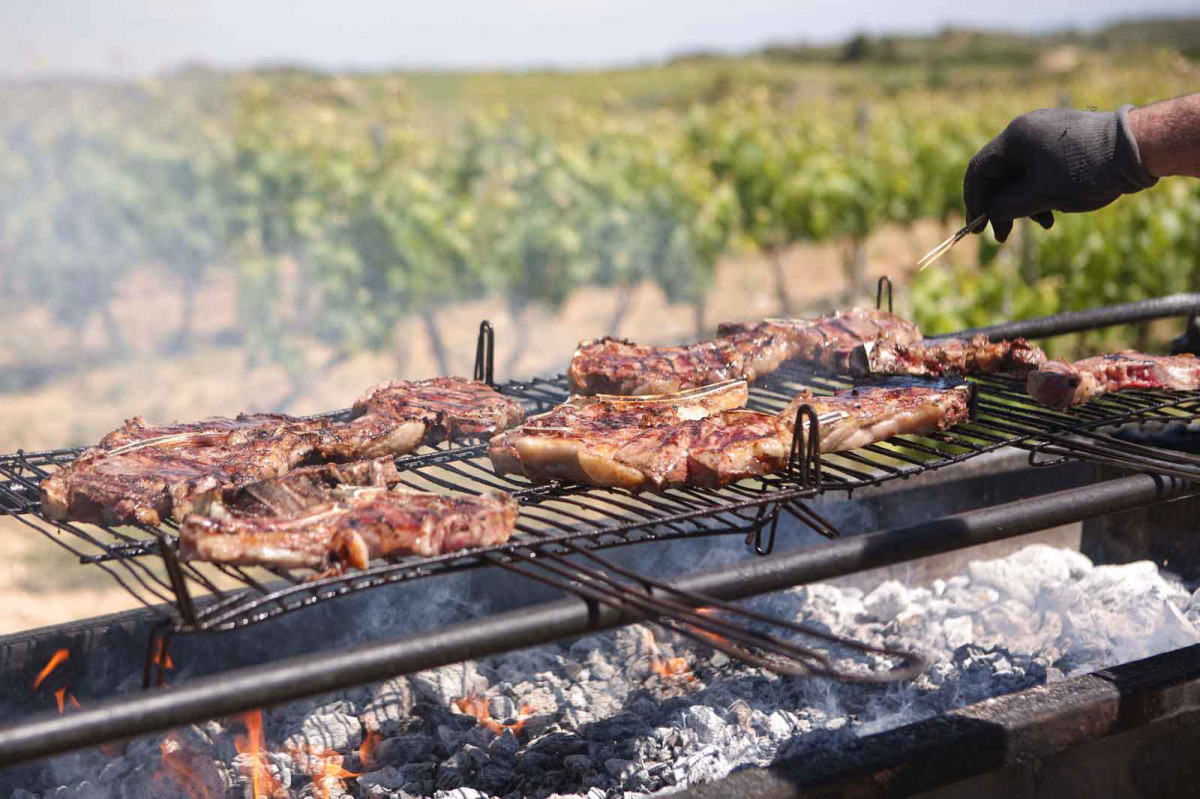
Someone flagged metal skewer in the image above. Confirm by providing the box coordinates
[917,214,987,272]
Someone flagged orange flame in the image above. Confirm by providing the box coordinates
[156,732,215,799]
[234,710,283,798]
[359,729,383,767]
[454,695,534,736]
[152,639,175,671]
[641,627,695,682]
[687,607,731,648]
[288,744,360,799]
[33,649,69,691]
[53,687,66,714]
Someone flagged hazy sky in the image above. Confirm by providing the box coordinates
[2,0,1195,78]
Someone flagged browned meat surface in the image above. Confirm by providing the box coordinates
[40,415,325,526]
[316,377,526,459]
[720,308,923,374]
[180,482,518,571]
[568,308,921,396]
[41,377,524,526]
[566,326,791,396]
[489,381,788,490]
[851,335,1046,377]
[189,457,403,518]
[1027,351,1200,410]
[780,380,974,453]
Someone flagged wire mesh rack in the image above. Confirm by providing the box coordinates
[4,302,1200,645]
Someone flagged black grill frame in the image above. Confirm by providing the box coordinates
[3,298,1200,637]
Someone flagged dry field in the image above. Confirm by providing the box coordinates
[0,221,957,635]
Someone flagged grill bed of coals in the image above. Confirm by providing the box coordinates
[2,291,1200,797]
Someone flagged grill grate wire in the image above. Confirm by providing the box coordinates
[3,315,1200,637]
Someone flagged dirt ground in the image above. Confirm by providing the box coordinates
[0,220,959,636]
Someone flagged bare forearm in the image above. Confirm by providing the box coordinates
[1128,93,1200,179]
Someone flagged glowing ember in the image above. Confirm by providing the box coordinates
[152,639,175,671]
[32,648,69,691]
[359,729,383,767]
[234,710,284,798]
[454,694,534,735]
[687,607,733,649]
[289,744,360,799]
[641,626,695,682]
[155,732,219,799]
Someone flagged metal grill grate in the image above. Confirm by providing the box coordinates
[3,315,1200,636]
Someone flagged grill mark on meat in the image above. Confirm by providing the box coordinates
[1026,350,1200,409]
[41,378,524,526]
[779,380,974,453]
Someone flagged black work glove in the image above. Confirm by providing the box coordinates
[963,105,1159,242]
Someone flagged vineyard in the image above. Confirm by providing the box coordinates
[2,48,1199,419]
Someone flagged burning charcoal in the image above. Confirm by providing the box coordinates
[361,676,416,737]
[563,753,593,774]
[863,580,911,622]
[941,615,975,650]
[433,788,490,799]
[680,705,727,744]
[411,662,488,707]
[285,711,363,754]
[968,544,1092,605]
[357,765,409,794]
[486,729,520,760]
[374,733,436,767]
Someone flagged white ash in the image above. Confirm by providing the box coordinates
[18,545,1200,799]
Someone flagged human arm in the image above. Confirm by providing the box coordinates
[1128,94,1200,179]
[961,94,1200,242]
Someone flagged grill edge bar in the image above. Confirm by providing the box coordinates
[0,471,1190,767]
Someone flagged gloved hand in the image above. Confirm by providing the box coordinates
[963,105,1159,242]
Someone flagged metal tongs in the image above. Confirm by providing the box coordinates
[917,214,987,271]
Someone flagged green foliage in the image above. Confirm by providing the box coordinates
[1,57,1198,377]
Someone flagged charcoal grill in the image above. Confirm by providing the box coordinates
[2,289,1200,768]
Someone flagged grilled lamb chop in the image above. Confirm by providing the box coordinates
[40,414,326,526]
[188,457,403,518]
[180,480,517,571]
[568,308,921,396]
[1027,351,1200,410]
[780,380,974,453]
[566,326,793,396]
[850,335,1046,377]
[719,308,923,374]
[41,377,524,526]
[489,380,788,490]
[315,377,526,460]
